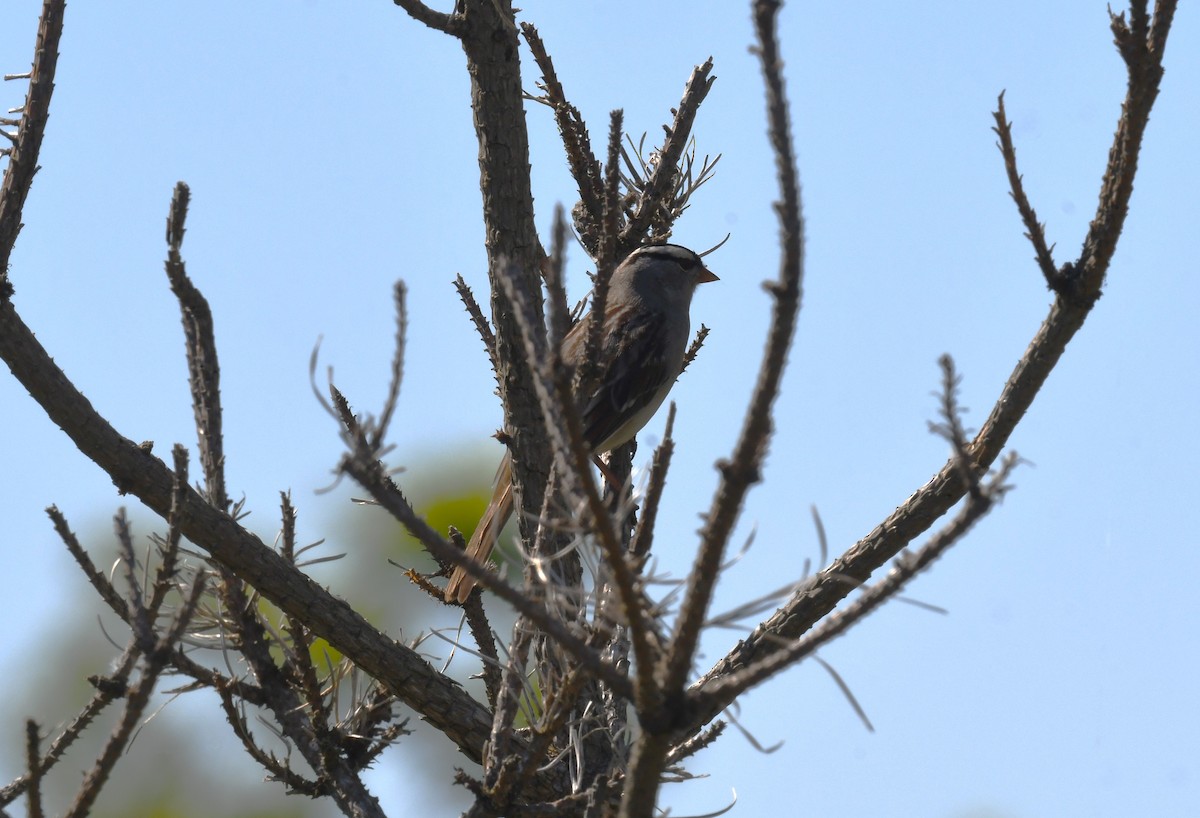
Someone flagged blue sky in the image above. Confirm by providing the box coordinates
[1,2,1197,816]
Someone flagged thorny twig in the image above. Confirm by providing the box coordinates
[689,0,1177,741]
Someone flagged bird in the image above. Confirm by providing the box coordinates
[445,243,718,603]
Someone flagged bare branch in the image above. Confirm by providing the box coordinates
[601,110,624,261]
[2,294,498,764]
[114,510,153,649]
[213,679,323,797]
[543,208,573,358]
[688,0,1177,746]
[619,58,716,252]
[144,446,191,617]
[520,23,604,245]
[505,664,592,803]
[458,0,552,583]
[927,355,982,497]
[664,0,805,699]
[694,453,1019,711]
[992,92,1060,288]
[164,182,229,510]
[665,720,725,767]
[0,0,65,275]
[548,353,657,710]
[629,402,676,560]
[66,572,208,818]
[577,110,624,393]
[335,413,634,702]
[479,618,538,809]
[459,554,504,709]
[372,280,408,450]
[1073,0,1176,304]
[392,0,460,35]
[49,506,128,620]
[24,721,43,818]
[456,273,499,374]
[678,324,709,375]
[0,669,127,808]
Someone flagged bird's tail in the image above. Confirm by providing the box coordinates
[445,453,514,603]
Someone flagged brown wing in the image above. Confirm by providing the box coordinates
[576,308,679,451]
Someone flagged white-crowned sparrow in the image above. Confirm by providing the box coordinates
[445,243,718,603]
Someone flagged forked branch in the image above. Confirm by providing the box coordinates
[689,0,1177,738]
[619,1,805,814]
[665,0,805,697]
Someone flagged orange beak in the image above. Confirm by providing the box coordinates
[697,266,719,284]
